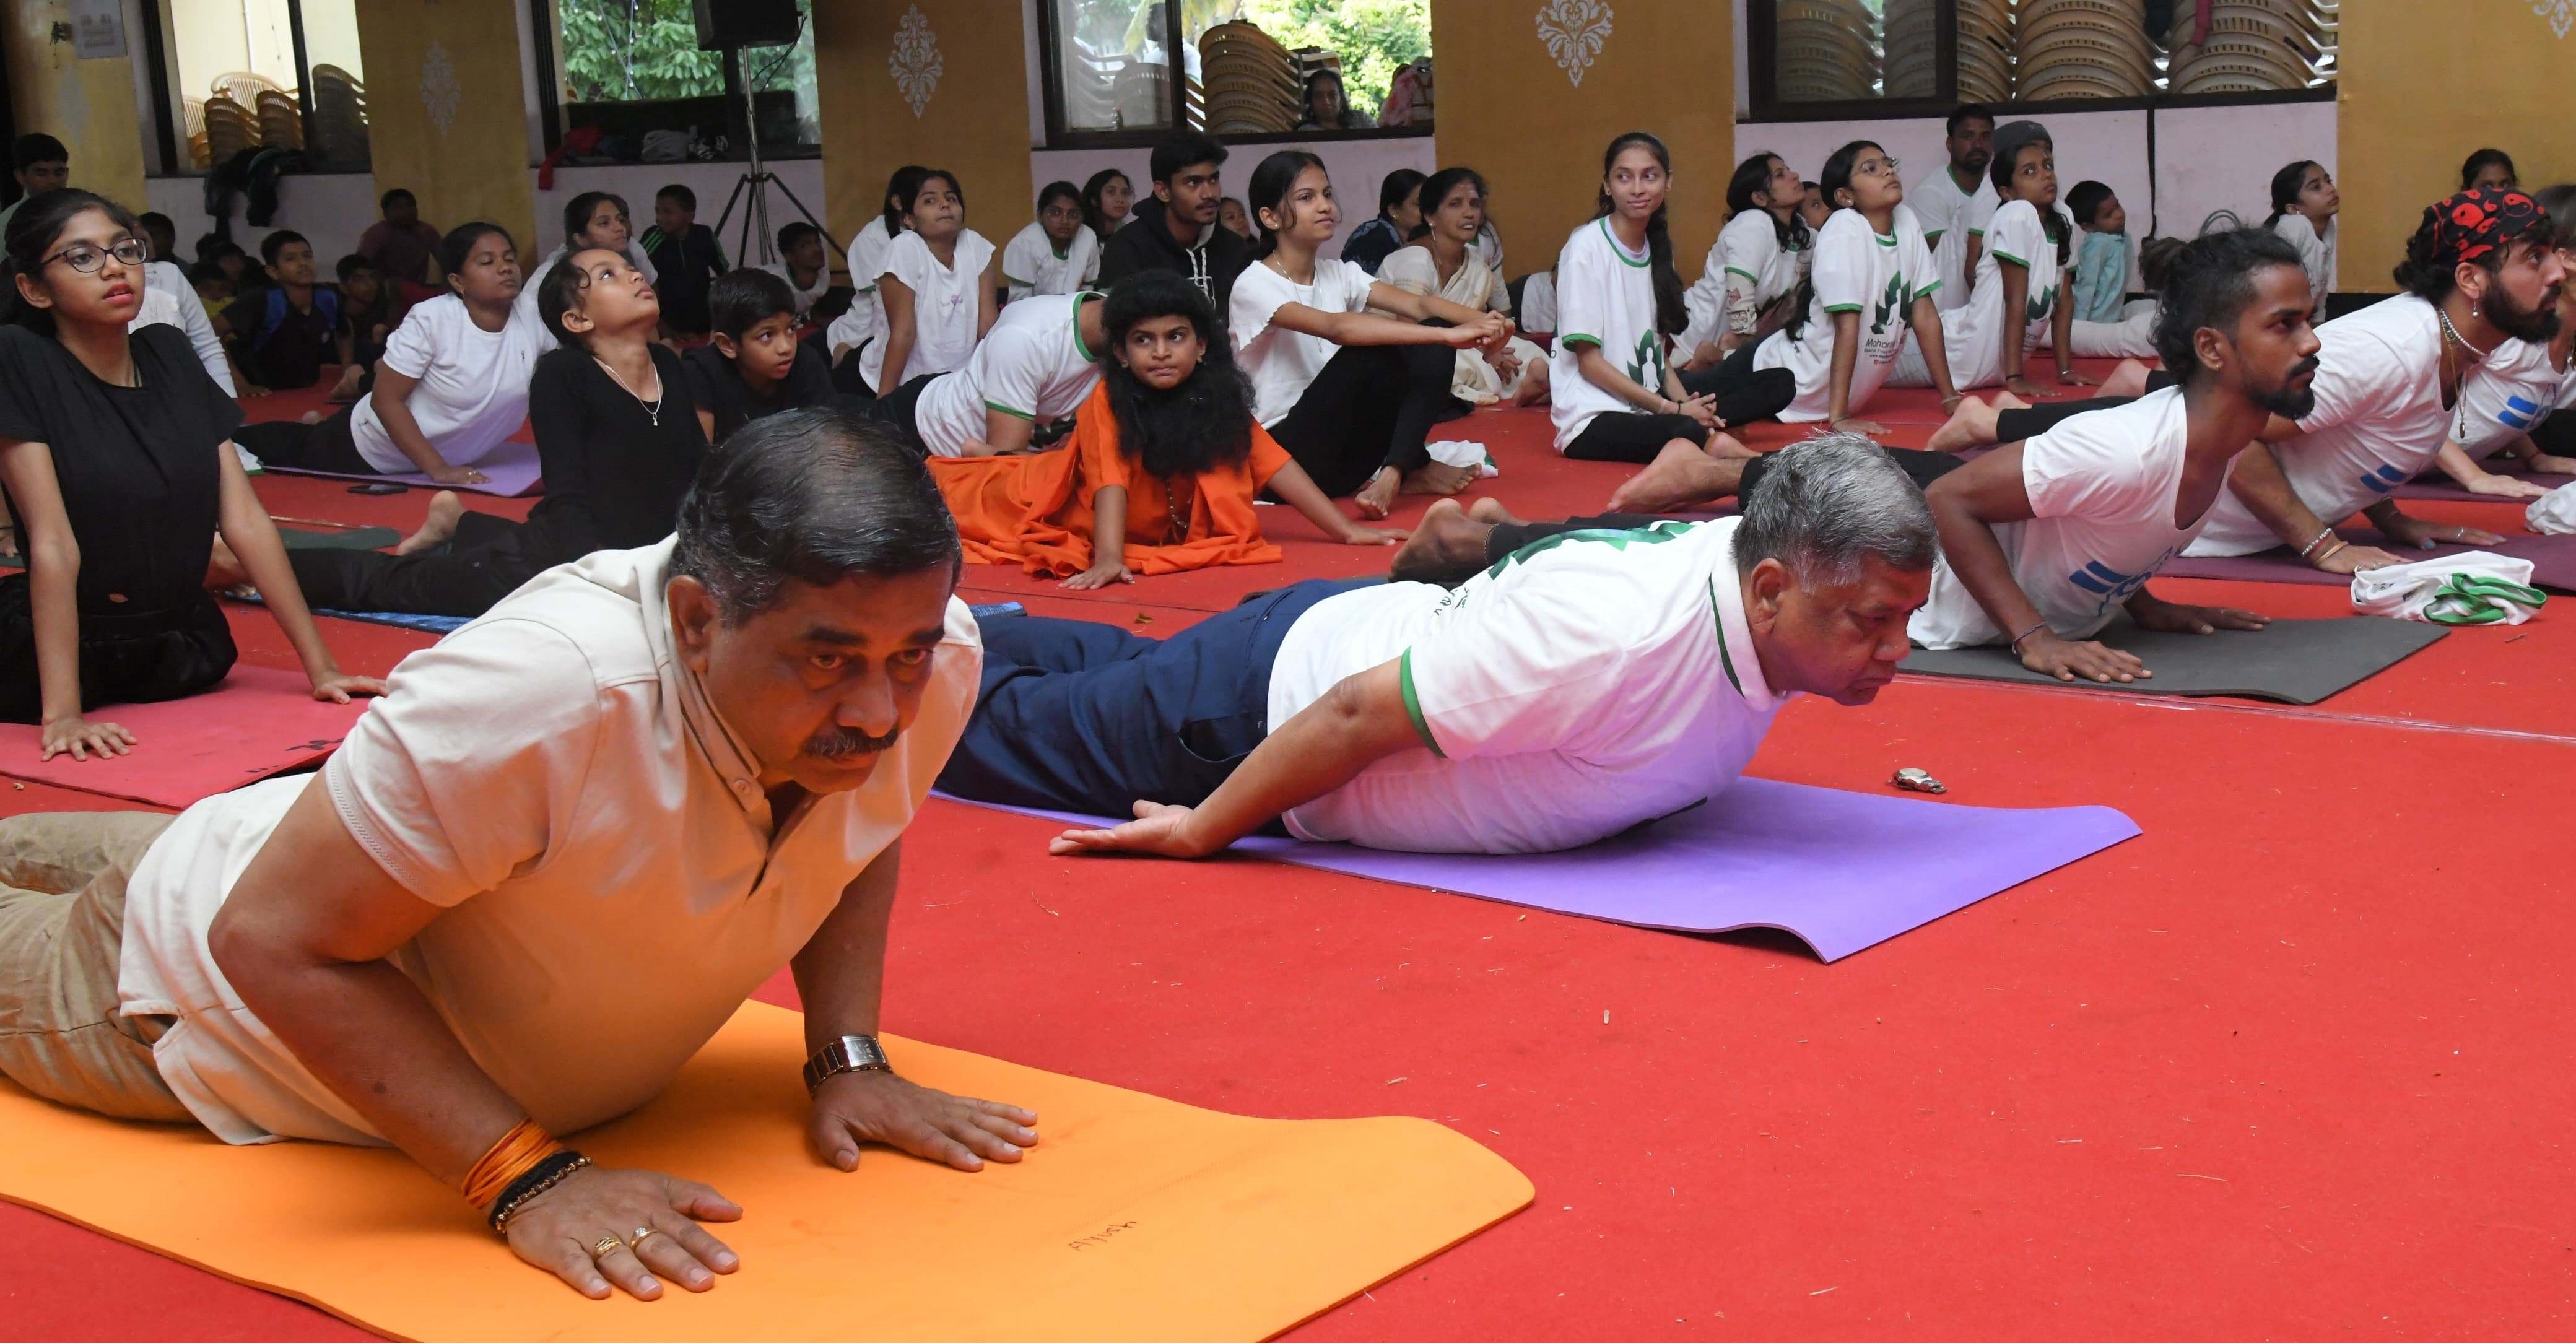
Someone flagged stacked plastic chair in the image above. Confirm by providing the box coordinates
[1882,0,1940,98]
[2164,0,2334,93]
[255,89,304,151]
[1199,22,1300,135]
[1774,0,1883,101]
[203,94,258,163]
[1956,0,2015,103]
[310,64,370,170]
[2017,0,2156,100]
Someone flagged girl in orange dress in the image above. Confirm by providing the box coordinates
[932,271,1404,589]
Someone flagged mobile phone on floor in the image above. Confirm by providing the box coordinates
[347,482,409,495]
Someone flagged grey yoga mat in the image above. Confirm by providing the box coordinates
[1900,617,2447,705]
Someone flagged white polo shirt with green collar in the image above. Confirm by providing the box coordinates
[1754,204,1939,422]
[1262,516,1789,854]
[910,290,1104,458]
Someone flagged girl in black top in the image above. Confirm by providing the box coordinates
[0,191,378,760]
[274,248,709,617]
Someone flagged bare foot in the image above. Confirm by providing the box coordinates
[1468,497,1523,526]
[394,491,466,555]
[328,365,365,403]
[1606,439,1747,513]
[1399,461,1479,496]
[299,409,327,425]
[1927,394,2003,453]
[1511,359,1552,407]
[1388,498,1499,585]
[2100,359,2150,399]
[1706,431,1757,461]
[1991,389,2030,411]
[1353,467,1400,519]
[204,536,249,589]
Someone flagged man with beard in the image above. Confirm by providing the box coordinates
[1912,105,1996,312]
[2186,188,2567,565]
[940,435,1937,857]
[1907,229,2319,682]
[0,414,1038,1302]
[1097,131,1254,316]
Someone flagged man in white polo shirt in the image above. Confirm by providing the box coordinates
[938,435,1937,857]
[1910,228,2319,682]
[878,287,1106,458]
[0,412,1036,1303]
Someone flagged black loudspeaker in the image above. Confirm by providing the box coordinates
[693,0,802,49]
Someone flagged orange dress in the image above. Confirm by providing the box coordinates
[930,381,1295,577]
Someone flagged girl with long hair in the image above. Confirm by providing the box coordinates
[1678,151,1811,367]
[1889,120,2099,398]
[1003,180,1101,302]
[1081,167,1134,241]
[1372,166,1551,406]
[2265,160,2338,324]
[827,163,929,389]
[858,169,1000,399]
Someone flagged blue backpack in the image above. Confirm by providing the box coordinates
[251,285,340,352]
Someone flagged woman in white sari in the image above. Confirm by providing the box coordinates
[1371,167,1550,407]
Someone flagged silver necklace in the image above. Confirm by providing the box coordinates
[2435,305,2494,437]
[593,354,662,427]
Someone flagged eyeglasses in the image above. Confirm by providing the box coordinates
[1855,157,1900,178]
[42,238,148,274]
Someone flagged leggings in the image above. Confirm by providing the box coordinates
[1563,342,1796,463]
[284,511,552,617]
[1479,450,1967,570]
[0,580,236,723]
[234,404,373,474]
[1990,370,2178,443]
[1268,344,1465,498]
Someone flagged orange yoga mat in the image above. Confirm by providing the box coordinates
[0,1002,1531,1342]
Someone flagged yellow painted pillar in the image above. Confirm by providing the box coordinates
[0,0,147,210]
[354,0,536,251]
[2336,1,2576,294]
[1432,0,1731,272]
[814,0,1033,259]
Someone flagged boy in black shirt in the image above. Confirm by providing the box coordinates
[332,253,398,400]
[225,230,349,392]
[683,268,837,444]
[640,183,726,336]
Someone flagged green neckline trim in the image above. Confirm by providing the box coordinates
[1071,291,1102,362]
[1597,217,1651,269]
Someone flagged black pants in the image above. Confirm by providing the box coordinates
[2534,415,2576,457]
[1474,450,1965,573]
[869,373,939,458]
[1562,343,1795,464]
[0,579,237,723]
[1268,344,1465,498]
[234,404,376,474]
[285,511,549,617]
[1991,370,2177,443]
[830,342,879,401]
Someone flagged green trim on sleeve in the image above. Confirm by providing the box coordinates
[1559,332,1604,349]
[1966,227,1986,237]
[1990,249,2030,268]
[1923,230,1946,247]
[1821,303,1865,314]
[983,400,1037,420]
[1398,649,1446,757]
[1722,266,1760,282]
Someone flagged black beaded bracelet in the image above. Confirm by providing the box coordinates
[487,1150,591,1233]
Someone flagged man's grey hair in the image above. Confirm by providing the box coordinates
[1730,432,1940,583]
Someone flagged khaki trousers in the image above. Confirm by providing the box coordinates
[0,811,191,1122]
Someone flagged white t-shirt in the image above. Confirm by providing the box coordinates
[516,241,658,352]
[1908,198,2068,390]
[1680,211,1805,354]
[1518,271,1557,336]
[1001,220,1101,303]
[1930,177,2001,313]
[1263,516,1787,854]
[1912,389,2222,647]
[1229,255,1379,428]
[131,287,235,396]
[2189,293,2453,557]
[1549,217,1673,448]
[1909,163,1977,261]
[115,539,981,1145]
[348,294,547,474]
[910,292,1103,458]
[860,228,996,393]
[2454,336,2576,459]
[828,215,900,357]
[1754,206,1941,422]
[755,259,832,317]
[142,259,233,395]
[2273,213,2336,321]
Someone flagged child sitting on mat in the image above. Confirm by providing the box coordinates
[641,184,726,337]
[239,248,709,619]
[1885,121,2100,399]
[755,220,833,321]
[332,253,396,400]
[0,191,379,760]
[2265,160,2338,326]
[224,230,351,395]
[2065,180,2130,324]
[234,223,547,488]
[684,268,837,445]
[520,191,656,348]
[932,271,1401,588]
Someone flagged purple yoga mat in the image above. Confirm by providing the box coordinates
[2390,464,2571,503]
[258,438,544,498]
[2162,527,2576,591]
[939,780,2139,962]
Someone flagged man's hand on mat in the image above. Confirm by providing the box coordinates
[2130,596,2269,637]
[2382,516,2506,550]
[2530,453,2576,476]
[810,1070,1040,1173]
[507,1167,742,1302]
[2313,542,2404,575]
[1061,561,1134,591]
[428,464,492,487]
[308,671,388,703]
[38,715,136,761]
[2463,471,2551,500]
[1335,523,1408,547]
[1048,799,1217,859]
[2015,630,2147,684]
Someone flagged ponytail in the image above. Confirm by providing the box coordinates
[881,165,931,236]
[1778,140,1876,345]
[1595,132,1686,336]
[2263,160,2318,232]
[1246,149,1326,262]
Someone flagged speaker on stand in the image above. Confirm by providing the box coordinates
[694,0,835,267]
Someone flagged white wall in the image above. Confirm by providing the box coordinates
[1736,102,2339,288]
[1032,137,1440,260]
[147,171,380,272]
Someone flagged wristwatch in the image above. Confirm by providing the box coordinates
[803,1034,893,1094]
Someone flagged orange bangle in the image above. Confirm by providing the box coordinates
[459,1118,563,1210]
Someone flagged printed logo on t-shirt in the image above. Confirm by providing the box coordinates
[2356,463,2409,495]
[1625,329,1668,389]
[1871,272,1907,336]
[1483,518,1695,580]
[2025,282,2055,324]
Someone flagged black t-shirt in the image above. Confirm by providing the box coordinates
[225,285,341,390]
[0,324,243,614]
[643,224,727,334]
[524,344,710,558]
[682,340,835,443]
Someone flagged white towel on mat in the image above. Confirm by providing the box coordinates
[2526,482,2576,535]
[2349,552,2547,625]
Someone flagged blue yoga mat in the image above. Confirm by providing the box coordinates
[941,780,2139,962]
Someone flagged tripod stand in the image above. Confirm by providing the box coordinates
[710,72,837,267]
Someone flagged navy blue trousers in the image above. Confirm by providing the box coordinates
[938,577,1382,817]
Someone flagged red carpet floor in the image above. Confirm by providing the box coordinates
[5,368,2572,1338]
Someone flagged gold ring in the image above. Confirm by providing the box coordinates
[630,1226,659,1247]
[593,1234,625,1259]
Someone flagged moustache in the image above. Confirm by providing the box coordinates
[806,723,900,761]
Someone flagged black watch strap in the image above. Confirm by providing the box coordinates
[803,1033,892,1094]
